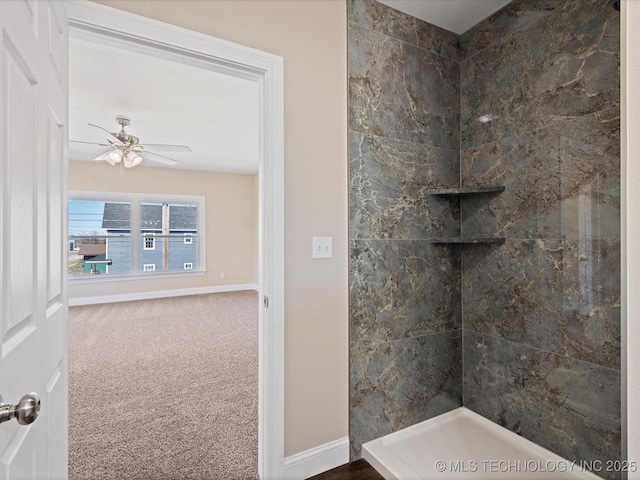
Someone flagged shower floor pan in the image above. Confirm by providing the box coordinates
[363,407,602,479]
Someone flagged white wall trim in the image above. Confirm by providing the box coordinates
[66,3,285,478]
[68,283,259,306]
[283,437,349,480]
[622,0,640,474]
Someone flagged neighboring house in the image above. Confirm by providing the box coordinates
[77,243,111,274]
[102,202,198,273]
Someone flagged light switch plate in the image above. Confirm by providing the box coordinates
[312,236,332,259]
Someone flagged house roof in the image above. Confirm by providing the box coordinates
[84,253,112,264]
[77,243,106,257]
[102,203,197,231]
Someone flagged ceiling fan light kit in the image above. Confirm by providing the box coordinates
[124,151,142,168]
[71,116,191,172]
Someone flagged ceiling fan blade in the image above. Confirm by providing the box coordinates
[142,151,179,166]
[70,140,111,147]
[88,123,124,146]
[136,144,192,153]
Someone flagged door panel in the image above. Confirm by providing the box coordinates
[47,109,64,304]
[5,35,37,337]
[19,0,37,39]
[46,4,64,86]
[45,363,64,476]
[0,1,68,479]
[0,426,36,479]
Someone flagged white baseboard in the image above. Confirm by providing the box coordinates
[69,283,259,306]
[283,437,349,480]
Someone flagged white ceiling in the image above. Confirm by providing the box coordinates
[377,0,511,35]
[69,1,509,174]
[69,38,260,174]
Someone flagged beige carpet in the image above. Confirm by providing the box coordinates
[68,291,259,480]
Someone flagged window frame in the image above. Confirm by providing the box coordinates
[69,191,205,284]
[143,233,156,251]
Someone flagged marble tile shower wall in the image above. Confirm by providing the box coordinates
[348,0,621,471]
[348,0,463,459]
[459,0,621,475]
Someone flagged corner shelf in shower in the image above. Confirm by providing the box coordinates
[429,185,505,245]
[430,237,505,245]
[426,186,505,195]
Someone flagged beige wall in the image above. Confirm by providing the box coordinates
[91,0,349,458]
[68,160,258,298]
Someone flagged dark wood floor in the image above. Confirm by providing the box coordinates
[309,459,385,480]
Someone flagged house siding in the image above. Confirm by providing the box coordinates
[102,203,198,274]
[106,237,132,274]
[137,231,198,271]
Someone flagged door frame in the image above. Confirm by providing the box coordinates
[65,2,285,478]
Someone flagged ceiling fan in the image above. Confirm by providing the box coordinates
[71,116,191,168]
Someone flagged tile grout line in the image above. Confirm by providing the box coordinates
[350,327,464,350]
[464,327,622,374]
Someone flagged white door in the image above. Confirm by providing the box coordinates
[0,0,68,478]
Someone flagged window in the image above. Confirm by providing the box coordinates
[143,233,155,250]
[69,193,204,280]
[68,200,131,276]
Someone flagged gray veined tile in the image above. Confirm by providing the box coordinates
[348,0,621,470]
[350,331,462,459]
[558,109,621,241]
[460,0,561,60]
[462,239,563,348]
[460,0,619,149]
[462,239,620,369]
[349,131,459,240]
[463,332,620,479]
[460,128,563,239]
[348,0,460,61]
[460,110,620,241]
[350,240,461,347]
[349,23,460,149]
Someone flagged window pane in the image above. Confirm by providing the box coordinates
[139,203,198,272]
[68,200,131,276]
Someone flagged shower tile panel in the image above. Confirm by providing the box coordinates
[350,330,463,459]
[463,239,620,369]
[350,239,461,347]
[348,0,620,466]
[348,0,463,460]
[462,239,563,349]
[560,239,621,369]
[558,109,621,241]
[460,109,620,241]
[460,0,620,149]
[349,131,460,240]
[460,128,562,239]
[348,0,460,61]
[349,23,460,149]
[459,0,561,60]
[463,331,620,479]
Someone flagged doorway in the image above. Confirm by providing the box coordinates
[66,2,284,477]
